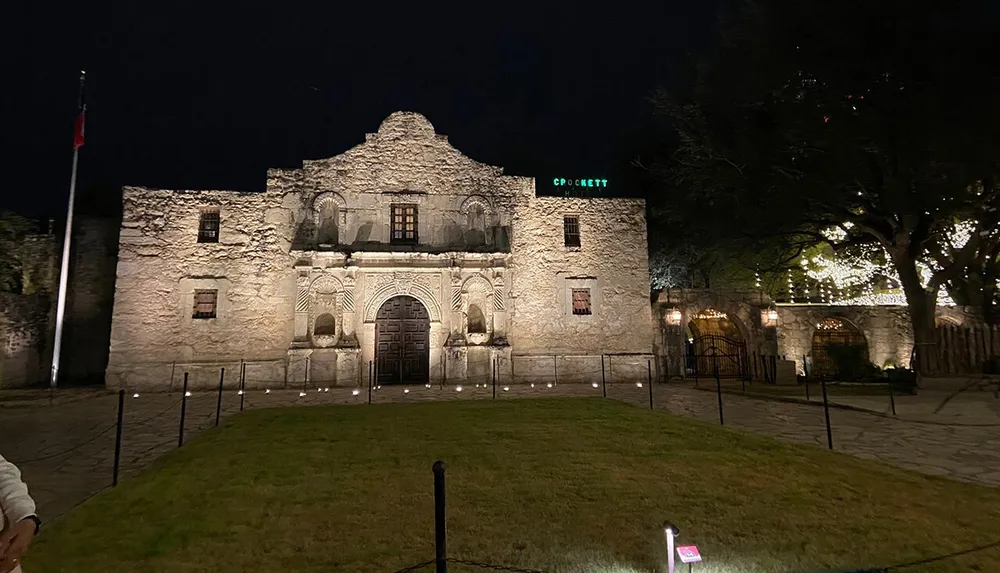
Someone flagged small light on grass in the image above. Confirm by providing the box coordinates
[298,391,307,397]
[592,382,599,388]
[132,393,140,398]
[184,391,192,397]
[404,388,410,394]
[352,389,360,396]
[425,383,432,388]
[265,389,271,394]
[503,386,509,391]
[237,390,244,396]
[546,383,553,388]
[456,385,463,392]
[636,382,643,388]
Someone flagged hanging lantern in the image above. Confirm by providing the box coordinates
[665,307,683,327]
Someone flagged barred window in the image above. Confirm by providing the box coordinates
[563,216,580,247]
[391,204,418,243]
[193,289,218,319]
[572,288,592,315]
[198,209,220,243]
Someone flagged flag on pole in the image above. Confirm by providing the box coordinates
[73,107,86,149]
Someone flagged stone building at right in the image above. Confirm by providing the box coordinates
[652,288,987,382]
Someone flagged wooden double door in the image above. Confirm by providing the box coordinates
[376,296,430,384]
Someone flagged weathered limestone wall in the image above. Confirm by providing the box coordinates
[508,196,653,381]
[776,305,977,373]
[107,112,653,388]
[107,186,295,389]
[0,293,53,388]
[63,217,120,384]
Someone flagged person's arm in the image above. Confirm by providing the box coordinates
[0,455,36,526]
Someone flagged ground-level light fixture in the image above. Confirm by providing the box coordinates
[636,382,643,388]
[665,307,683,327]
[404,388,410,394]
[351,389,360,396]
[184,391,192,397]
[265,389,271,394]
[132,393,139,398]
[456,385,463,392]
[546,382,553,388]
[425,383,432,388]
[298,391,306,397]
[503,386,509,392]
[663,522,680,573]
[592,382,599,388]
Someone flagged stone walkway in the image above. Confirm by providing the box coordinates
[1,381,998,522]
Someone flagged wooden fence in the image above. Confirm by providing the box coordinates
[933,324,1000,375]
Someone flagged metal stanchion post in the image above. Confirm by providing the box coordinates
[239,362,246,412]
[601,354,607,398]
[714,355,724,426]
[492,358,497,399]
[433,461,448,573]
[179,373,189,447]
[821,377,833,450]
[112,389,124,487]
[648,359,654,409]
[889,379,897,415]
[553,355,558,386]
[215,367,225,427]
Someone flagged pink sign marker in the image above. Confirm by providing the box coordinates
[676,546,702,564]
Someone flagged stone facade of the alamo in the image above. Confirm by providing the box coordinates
[106,112,653,389]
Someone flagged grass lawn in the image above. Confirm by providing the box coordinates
[26,398,1000,573]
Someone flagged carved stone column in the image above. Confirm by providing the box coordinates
[449,268,463,338]
[492,271,507,338]
[294,273,311,343]
[342,272,357,340]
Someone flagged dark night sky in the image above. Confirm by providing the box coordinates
[1,2,720,219]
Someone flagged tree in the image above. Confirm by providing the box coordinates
[653,0,1000,374]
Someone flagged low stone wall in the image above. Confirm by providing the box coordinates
[509,353,653,385]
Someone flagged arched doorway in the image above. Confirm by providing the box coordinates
[685,308,749,379]
[811,317,867,378]
[376,296,430,384]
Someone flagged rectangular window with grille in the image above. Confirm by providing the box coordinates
[563,216,580,247]
[198,209,220,243]
[391,204,418,243]
[571,288,592,315]
[193,289,218,319]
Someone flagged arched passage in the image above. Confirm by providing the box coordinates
[811,317,868,378]
[375,296,430,384]
[685,308,749,379]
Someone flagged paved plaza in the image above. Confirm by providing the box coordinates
[1,381,998,522]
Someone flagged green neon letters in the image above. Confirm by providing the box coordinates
[552,178,609,188]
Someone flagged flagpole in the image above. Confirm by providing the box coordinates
[51,70,86,388]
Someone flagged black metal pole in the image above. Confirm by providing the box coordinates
[601,354,607,398]
[368,360,372,394]
[179,373,189,447]
[239,362,246,412]
[805,377,811,400]
[821,377,833,450]
[215,367,225,427]
[648,359,654,409]
[492,358,497,399]
[433,461,448,573]
[714,355,724,426]
[112,389,124,487]
[553,354,558,386]
[888,379,897,415]
[369,361,374,404]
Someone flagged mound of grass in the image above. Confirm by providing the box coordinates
[26,398,1000,572]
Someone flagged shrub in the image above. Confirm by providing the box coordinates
[825,343,881,381]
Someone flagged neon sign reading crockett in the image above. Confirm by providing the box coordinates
[553,177,609,188]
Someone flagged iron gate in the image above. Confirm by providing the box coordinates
[688,334,750,380]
